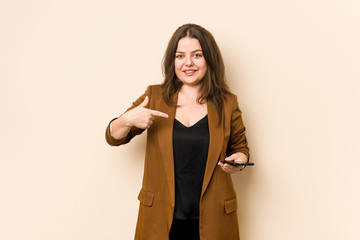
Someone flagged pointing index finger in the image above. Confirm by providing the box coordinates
[150,110,169,118]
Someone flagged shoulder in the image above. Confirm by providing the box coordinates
[223,91,238,106]
[224,91,237,99]
[146,84,162,90]
[145,84,162,96]
[222,91,244,115]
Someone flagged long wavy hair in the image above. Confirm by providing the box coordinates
[161,23,229,119]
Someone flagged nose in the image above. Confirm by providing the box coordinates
[185,55,194,66]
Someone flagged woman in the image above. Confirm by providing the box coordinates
[105,23,250,240]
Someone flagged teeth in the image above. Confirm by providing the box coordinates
[185,71,195,73]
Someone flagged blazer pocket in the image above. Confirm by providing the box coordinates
[137,188,155,207]
[224,197,238,214]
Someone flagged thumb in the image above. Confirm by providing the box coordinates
[139,96,149,107]
[225,154,236,161]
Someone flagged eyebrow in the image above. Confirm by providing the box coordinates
[176,49,203,53]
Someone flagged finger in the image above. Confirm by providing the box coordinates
[139,96,149,107]
[219,161,241,173]
[218,162,226,171]
[226,166,240,174]
[222,159,239,166]
[222,166,236,174]
[225,154,237,161]
[225,155,245,166]
[225,164,239,170]
[218,162,234,173]
[150,110,169,118]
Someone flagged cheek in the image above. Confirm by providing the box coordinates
[174,60,182,70]
[196,58,207,69]
[198,60,207,72]
[199,63,207,79]
[174,61,182,78]
[202,64,208,72]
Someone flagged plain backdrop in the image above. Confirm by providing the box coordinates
[1,0,359,239]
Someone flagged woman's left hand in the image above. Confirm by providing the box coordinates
[218,152,248,174]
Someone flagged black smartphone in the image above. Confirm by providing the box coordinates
[220,161,254,166]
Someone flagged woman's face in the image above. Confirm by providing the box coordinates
[174,37,207,86]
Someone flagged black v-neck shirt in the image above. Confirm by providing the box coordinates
[172,115,210,219]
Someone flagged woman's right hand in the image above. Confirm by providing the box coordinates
[122,96,169,129]
[110,96,168,140]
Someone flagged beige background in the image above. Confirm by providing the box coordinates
[1,0,359,239]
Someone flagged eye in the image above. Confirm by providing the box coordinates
[175,54,184,59]
[194,53,203,58]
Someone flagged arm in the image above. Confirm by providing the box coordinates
[218,95,250,173]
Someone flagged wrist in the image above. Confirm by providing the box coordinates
[117,113,133,128]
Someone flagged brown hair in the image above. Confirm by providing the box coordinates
[161,23,229,119]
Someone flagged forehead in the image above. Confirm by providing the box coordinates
[176,37,202,51]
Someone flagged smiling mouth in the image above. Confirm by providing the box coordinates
[184,70,197,76]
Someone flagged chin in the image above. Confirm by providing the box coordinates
[183,80,203,86]
[181,76,201,84]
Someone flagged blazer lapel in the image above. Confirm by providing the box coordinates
[201,101,224,197]
[156,92,178,205]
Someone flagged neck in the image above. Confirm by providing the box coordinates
[180,84,201,98]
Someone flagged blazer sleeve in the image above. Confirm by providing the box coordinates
[226,95,250,160]
[105,86,151,146]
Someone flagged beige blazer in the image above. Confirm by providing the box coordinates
[105,85,250,240]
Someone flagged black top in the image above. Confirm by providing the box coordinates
[172,115,210,219]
